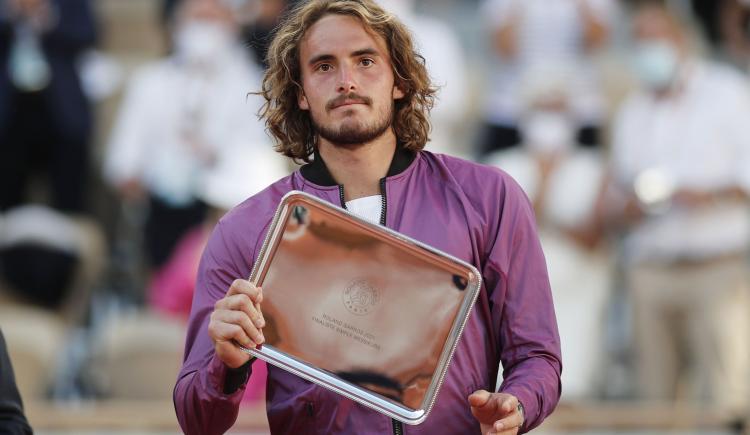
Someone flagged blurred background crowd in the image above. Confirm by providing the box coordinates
[0,0,749,433]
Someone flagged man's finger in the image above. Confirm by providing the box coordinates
[223,310,265,344]
[209,307,265,345]
[209,319,254,348]
[226,279,263,304]
[217,294,265,328]
[490,408,523,433]
[229,281,264,325]
[497,395,518,414]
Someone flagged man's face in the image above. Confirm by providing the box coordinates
[632,8,682,51]
[298,14,405,148]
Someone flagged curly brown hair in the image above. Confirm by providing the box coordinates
[258,0,437,162]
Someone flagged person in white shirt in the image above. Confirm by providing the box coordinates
[609,3,750,415]
[477,0,618,156]
[104,0,281,269]
[485,70,611,400]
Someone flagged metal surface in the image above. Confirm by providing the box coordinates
[239,191,481,425]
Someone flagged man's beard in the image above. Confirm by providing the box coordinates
[312,96,395,149]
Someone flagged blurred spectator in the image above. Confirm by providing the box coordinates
[609,2,750,415]
[104,0,273,270]
[485,68,611,399]
[378,0,471,156]
[87,141,288,403]
[0,0,97,213]
[148,144,287,321]
[0,328,32,434]
[163,0,298,67]
[477,0,617,156]
[148,143,286,404]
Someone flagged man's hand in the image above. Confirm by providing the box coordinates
[208,279,265,369]
[469,390,524,435]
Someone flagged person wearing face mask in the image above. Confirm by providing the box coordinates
[476,0,620,157]
[104,0,285,271]
[608,2,750,417]
[485,67,611,400]
[162,0,300,68]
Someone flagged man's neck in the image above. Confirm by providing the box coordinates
[317,131,397,202]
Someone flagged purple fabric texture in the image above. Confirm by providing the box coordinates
[174,151,562,434]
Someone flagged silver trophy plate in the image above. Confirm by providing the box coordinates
[239,191,481,425]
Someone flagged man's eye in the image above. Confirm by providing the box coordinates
[318,64,332,72]
[360,58,374,67]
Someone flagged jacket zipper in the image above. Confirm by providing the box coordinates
[337,179,388,226]
[338,185,347,209]
[340,182,397,433]
[392,418,403,435]
[379,177,387,226]
[380,177,398,433]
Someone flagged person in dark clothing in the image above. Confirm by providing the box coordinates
[0,0,97,213]
[0,329,33,435]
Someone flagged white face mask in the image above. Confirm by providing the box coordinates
[632,40,680,90]
[521,111,575,154]
[174,21,234,64]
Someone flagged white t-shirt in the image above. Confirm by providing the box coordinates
[345,195,383,225]
[611,61,750,262]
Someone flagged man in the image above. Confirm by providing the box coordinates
[174,1,561,434]
[610,3,750,415]
[477,0,617,155]
[0,0,96,213]
[104,0,276,269]
[0,329,32,434]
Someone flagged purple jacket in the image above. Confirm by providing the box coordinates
[174,149,561,434]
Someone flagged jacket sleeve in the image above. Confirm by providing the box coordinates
[173,220,258,435]
[0,330,33,435]
[483,175,562,433]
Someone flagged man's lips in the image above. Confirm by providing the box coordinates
[333,100,365,108]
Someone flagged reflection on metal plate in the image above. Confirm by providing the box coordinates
[239,191,481,425]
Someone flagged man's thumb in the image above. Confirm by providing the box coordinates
[468,389,491,407]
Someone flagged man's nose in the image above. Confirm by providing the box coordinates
[336,65,357,93]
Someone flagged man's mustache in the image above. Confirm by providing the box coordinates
[326,93,372,111]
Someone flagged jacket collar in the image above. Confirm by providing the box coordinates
[300,145,416,186]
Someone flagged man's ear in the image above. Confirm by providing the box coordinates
[298,89,310,110]
[392,83,405,100]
